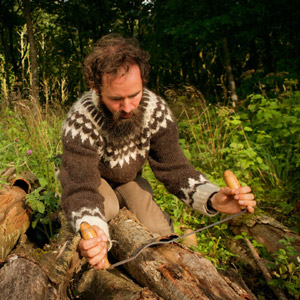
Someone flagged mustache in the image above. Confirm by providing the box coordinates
[99,100,144,137]
[112,109,140,123]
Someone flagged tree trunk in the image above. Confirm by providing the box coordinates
[109,208,251,300]
[222,37,238,107]
[22,0,39,101]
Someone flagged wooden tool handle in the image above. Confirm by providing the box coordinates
[223,170,245,209]
[223,170,241,189]
[80,221,110,269]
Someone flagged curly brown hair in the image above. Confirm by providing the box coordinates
[83,33,150,91]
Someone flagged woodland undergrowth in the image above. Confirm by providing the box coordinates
[0,81,299,299]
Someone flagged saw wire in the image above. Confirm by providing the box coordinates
[108,209,247,269]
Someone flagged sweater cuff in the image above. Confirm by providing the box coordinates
[192,183,219,216]
[206,191,218,214]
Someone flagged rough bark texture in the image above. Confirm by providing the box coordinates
[0,211,82,300]
[228,208,300,256]
[222,36,238,107]
[109,208,251,300]
[4,186,297,300]
[0,257,57,300]
[0,170,39,260]
[23,0,39,101]
[76,268,162,300]
[0,185,30,259]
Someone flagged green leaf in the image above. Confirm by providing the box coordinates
[230,119,241,125]
[37,201,45,214]
[39,177,48,188]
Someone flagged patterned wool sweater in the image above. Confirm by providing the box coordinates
[59,89,219,240]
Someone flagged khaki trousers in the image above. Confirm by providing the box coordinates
[99,177,173,236]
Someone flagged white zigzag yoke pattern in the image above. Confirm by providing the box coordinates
[60,88,219,240]
[63,89,173,168]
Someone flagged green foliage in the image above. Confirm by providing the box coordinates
[266,237,300,299]
[1,0,300,103]
[195,224,237,268]
[168,86,300,231]
[0,99,64,242]
[26,177,59,240]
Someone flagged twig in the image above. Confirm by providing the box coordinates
[245,238,288,300]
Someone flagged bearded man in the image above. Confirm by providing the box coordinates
[59,33,256,270]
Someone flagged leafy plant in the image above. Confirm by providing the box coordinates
[26,177,59,241]
[166,85,300,230]
[0,97,64,243]
[266,237,300,299]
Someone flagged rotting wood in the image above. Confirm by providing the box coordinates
[0,256,57,300]
[0,185,30,259]
[0,211,82,300]
[109,208,251,300]
[228,207,300,257]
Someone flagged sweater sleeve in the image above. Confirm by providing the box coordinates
[59,115,110,242]
[148,118,219,216]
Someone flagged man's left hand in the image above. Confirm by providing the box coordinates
[211,186,256,214]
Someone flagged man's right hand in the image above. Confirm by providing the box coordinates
[78,225,108,270]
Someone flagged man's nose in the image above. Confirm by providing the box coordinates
[121,98,132,113]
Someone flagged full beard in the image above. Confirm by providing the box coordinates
[100,102,144,139]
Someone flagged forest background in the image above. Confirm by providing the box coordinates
[0,0,299,299]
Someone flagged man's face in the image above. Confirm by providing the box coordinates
[100,64,143,119]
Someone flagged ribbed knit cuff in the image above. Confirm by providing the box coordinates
[206,191,218,214]
[191,182,219,216]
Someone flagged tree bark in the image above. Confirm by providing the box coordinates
[22,0,39,101]
[227,208,300,257]
[222,37,238,107]
[0,184,30,260]
[0,211,82,299]
[109,208,251,300]
[76,268,162,300]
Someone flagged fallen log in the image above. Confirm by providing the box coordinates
[0,211,81,299]
[0,210,163,300]
[227,207,300,257]
[0,203,254,299]
[226,208,299,300]
[0,183,31,260]
[109,208,251,300]
[76,268,162,299]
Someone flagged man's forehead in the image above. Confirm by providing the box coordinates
[101,64,141,88]
[102,69,127,86]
